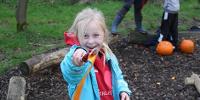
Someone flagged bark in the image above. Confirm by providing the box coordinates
[16,0,29,32]
[20,48,69,75]
[7,76,26,100]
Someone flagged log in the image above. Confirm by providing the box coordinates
[19,48,69,75]
[185,73,200,94]
[7,76,26,100]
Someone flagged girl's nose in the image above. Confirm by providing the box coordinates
[88,38,95,44]
[87,38,96,48]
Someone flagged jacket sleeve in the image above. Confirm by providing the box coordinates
[60,45,92,85]
[111,54,132,95]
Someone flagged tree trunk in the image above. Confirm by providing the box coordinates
[20,48,69,75]
[16,0,29,32]
[7,76,26,100]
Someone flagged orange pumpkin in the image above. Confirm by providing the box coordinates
[179,39,195,53]
[156,41,174,56]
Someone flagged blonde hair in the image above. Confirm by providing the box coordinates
[68,7,114,56]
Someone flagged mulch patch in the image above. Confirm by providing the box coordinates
[1,36,200,100]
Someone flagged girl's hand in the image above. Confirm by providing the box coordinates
[120,92,130,100]
[72,48,87,66]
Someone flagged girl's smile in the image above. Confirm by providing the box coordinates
[79,20,104,51]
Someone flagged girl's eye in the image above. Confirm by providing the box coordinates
[84,34,89,38]
[94,34,100,37]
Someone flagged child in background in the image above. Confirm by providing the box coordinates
[60,8,131,100]
[157,0,180,49]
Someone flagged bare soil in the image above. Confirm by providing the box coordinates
[0,35,200,100]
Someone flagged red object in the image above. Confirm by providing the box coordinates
[94,51,113,100]
[64,32,80,46]
[82,53,89,62]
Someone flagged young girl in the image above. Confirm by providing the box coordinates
[60,8,131,100]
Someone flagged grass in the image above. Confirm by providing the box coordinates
[0,0,200,74]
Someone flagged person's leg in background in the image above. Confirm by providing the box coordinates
[111,0,134,35]
[160,12,171,41]
[134,0,149,34]
[170,13,178,49]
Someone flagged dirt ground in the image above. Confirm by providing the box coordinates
[0,34,200,100]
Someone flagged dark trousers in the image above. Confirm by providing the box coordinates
[161,12,178,47]
[111,0,148,33]
[117,0,147,24]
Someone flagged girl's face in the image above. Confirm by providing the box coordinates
[80,21,104,51]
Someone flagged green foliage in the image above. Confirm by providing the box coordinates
[0,0,200,74]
